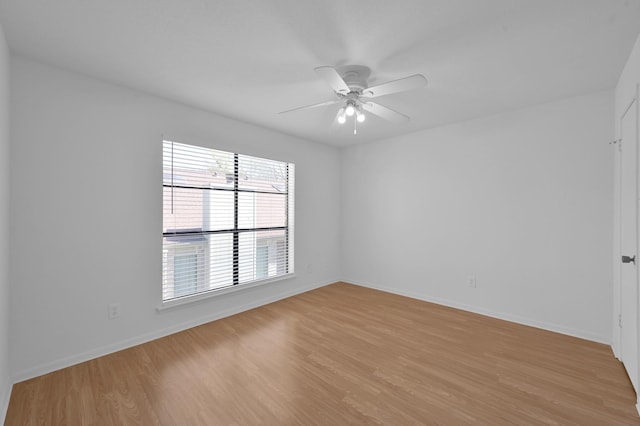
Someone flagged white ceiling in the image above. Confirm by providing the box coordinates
[1,0,639,146]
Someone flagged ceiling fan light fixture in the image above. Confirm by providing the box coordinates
[345,102,355,117]
[356,110,365,123]
[337,107,346,124]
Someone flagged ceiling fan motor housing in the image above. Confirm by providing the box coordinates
[337,65,371,93]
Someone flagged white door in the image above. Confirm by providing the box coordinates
[620,97,639,393]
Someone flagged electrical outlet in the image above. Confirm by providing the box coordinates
[467,275,477,288]
[108,303,122,319]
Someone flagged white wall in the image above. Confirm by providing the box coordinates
[341,91,613,343]
[9,56,341,381]
[613,31,640,407]
[0,23,11,425]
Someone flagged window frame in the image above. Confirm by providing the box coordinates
[160,140,295,310]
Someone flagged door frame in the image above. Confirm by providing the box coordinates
[614,84,640,412]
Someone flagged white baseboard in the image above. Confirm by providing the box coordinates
[0,377,11,425]
[343,279,610,345]
[612,342,621,360]
[13,279,335,383]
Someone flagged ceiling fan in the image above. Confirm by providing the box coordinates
[279,65,427,133]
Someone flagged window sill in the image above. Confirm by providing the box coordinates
[157,273,296,312]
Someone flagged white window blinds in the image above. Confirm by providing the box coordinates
[162,140,294,302]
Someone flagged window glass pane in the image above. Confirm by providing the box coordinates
[238,154,288,193]
[162,233,233,301]
[163,187,233,233]
[164,141,234,189]
[238,229,287,284]
[238,192,286,229]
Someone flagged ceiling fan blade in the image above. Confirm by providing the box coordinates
[279,99,340,114]
[314,66,350,94]
[361,102,410,123]
[361,74,427,98]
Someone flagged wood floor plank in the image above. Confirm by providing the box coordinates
[5,282,639,425]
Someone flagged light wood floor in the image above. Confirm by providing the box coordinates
[6,282,639,425]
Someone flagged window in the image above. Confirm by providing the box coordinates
[162,140,294,302]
